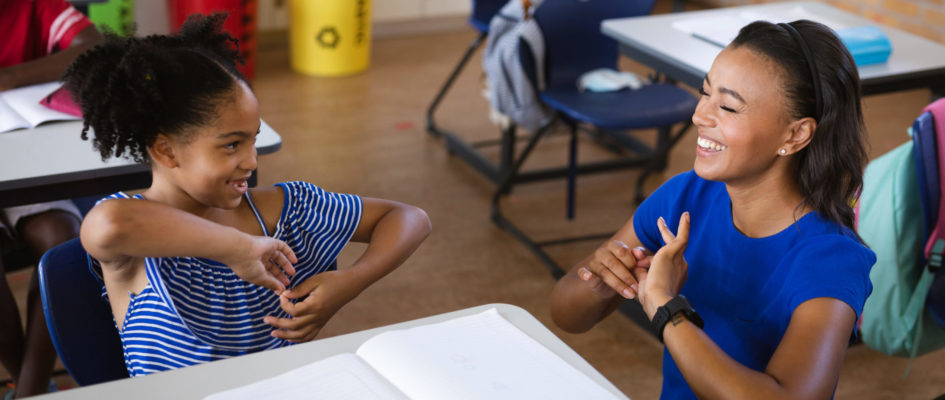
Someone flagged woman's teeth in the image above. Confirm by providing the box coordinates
[697,137,727,151]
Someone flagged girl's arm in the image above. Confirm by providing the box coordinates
[550,215,649,333]
[266,197,431,342]
[80,198,297,292]
[642,214,855,400]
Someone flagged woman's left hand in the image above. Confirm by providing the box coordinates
[638,212,691,320]
[263,270,361,343]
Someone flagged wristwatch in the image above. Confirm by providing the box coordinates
[650,295,704,343]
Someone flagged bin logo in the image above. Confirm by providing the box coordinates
[316,27,340,49]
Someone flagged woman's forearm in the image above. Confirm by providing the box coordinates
[550,269,624,333]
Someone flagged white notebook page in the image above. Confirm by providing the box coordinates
[0,82,79,132]
[356,308,620,400]
[204,353,408,400]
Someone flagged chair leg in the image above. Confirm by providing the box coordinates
[426,31,488,138]
[566,120,578,220]
[634,121,693,205]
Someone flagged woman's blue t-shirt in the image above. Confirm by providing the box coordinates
[632,171,875,400]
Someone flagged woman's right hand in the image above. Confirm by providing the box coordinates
[223,235,298,293]
[578,240,651,299]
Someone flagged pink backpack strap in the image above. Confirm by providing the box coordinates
[923,98,945,268]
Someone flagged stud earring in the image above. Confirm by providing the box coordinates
[779,148,787,155]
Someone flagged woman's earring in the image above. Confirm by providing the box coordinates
[779,148,787,155]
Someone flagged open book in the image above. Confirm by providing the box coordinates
[205,308,622,400]
[0,82,81,133]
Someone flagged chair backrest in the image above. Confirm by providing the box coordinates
[38,237,128,385]
[919,98,945,329]
[471,0,508,33]
[531,0,655,92]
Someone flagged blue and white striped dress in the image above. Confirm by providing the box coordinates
[92,182,362,376]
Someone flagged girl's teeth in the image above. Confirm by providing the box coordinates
[697,137,727,151]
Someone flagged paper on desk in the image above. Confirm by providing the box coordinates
[357,308,621,400]
[672,6,849,47]
[204,353,409,400]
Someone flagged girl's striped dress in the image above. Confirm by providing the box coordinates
[91,182,362,376]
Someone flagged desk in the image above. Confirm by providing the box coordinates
[33,304,628,400]
[0,120,282,208]
[602,1,945,96]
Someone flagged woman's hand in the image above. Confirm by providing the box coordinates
[578,240,651,299]
[263,270,360,343]
[638,212,690,319]
[223,235,297,293]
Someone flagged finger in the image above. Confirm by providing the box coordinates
[283,277,321,299]
[596,265,638,299]
[631,266,648,283]
[257,275,286,294]
[271,326,314,342]
[272,250,296,278]
[578,267,603,286]
[606,240,638,270]
[657,216,676,245]
[268,261,291,287]
[278,293,299,317]
[264,314,311,331]
[676,212,690,245]
[595,250,639,288]
[632,247,653,268]
[280,241,299,264]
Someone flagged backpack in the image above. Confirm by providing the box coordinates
[481,0,551,132]
[858,98,945,361]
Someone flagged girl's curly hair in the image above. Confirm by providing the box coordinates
[64,13,246,163]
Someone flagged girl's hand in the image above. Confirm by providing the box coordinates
[224,236,297,293]
[263,270,360,343]
[578,240,651,299]
[638,212,690,319]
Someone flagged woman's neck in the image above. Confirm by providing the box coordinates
[725,171,809,238]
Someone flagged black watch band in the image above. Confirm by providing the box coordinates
[650,295,704,343]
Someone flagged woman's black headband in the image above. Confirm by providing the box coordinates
[779,22,823,120]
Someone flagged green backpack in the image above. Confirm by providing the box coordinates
[858,137,945,361]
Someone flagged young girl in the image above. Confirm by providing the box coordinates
[551,20,874,399]
[63,14,431,376]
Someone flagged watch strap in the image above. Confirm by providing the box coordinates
[650,295,703,343]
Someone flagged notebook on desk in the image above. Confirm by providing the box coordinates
[205,308,623,400]
[0,82,81,133]
[672,5,849,48]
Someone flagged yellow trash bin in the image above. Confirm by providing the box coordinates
[288,0,372,76]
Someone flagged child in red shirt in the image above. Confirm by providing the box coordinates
[0,0,101,397]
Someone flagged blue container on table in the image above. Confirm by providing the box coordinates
[837,26,892,66]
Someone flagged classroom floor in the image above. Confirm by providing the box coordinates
[4,1,945,398]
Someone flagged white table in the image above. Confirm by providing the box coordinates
[32,303,628,400]
[602,1,945,96]
[0,120,282,208]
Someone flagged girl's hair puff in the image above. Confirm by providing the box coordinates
[64,13,246,163]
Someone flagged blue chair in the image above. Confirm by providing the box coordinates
[490,0,698,278]
[38,237,128,385]
[426,0,506,139]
